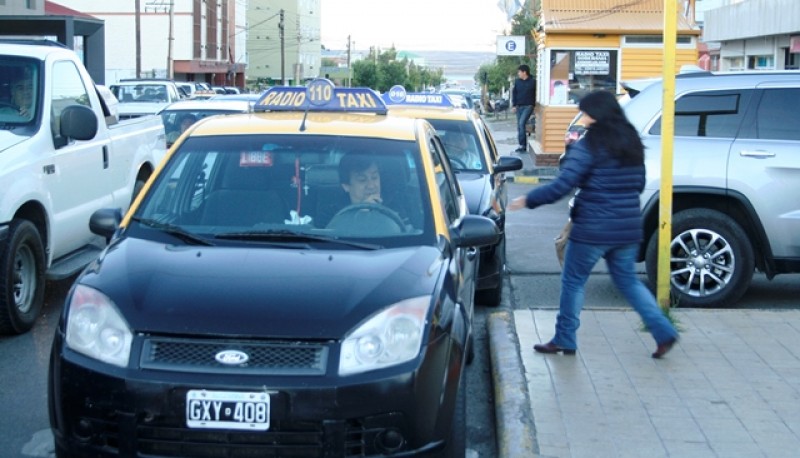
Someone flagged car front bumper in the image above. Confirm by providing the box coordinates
[49,332,461,458]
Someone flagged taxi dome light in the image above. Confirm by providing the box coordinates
[255,78,387,114]
[380,90,455,108]
[339,296,430,376]
[65,284,133,368]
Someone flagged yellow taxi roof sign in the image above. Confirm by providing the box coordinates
[255,78,387,114]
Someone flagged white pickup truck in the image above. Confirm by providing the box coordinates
[0,41,166,334]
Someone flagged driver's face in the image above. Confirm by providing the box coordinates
[12,80,32,108]
[342,163,381,204]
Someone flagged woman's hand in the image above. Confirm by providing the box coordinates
[507,196,526,211]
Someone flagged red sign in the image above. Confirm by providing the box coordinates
[791,36,800,54]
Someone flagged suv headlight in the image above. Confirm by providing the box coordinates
[339,296,430,376]
[65,284,133,368]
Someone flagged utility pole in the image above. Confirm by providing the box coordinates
[135,0,141,78]
[346,35,351,87]
[167,0,174,79]
[279,9,285,85]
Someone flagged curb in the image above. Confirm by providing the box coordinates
[487,311,538,458]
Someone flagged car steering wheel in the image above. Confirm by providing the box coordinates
[0,102,19,112]
[327,203,407,233]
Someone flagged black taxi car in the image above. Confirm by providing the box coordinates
[382,88,522,306]
[48,80,498,457]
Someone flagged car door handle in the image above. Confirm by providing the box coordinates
[466,247,478,261]
[739,150,775,158]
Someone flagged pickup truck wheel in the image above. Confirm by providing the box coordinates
[645,209,754,308]
[132,176,147,205]
[0,220,46,334]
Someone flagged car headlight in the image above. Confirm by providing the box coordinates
[65,284,133,368]
[339,296,430,376]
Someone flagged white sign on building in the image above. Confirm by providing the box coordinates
[497,35,525,56]
[574,51,610,75]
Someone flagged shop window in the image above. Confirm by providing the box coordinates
[747,55,774,70]
[549,49,618,105]
[623,35,694,46]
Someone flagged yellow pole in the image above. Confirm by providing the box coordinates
[658,0,677,310]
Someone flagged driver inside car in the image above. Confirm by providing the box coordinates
[441,131,478,169]
[340,154,383,204]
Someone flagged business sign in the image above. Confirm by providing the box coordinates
[574,51,610,75]
[497,35,525,56]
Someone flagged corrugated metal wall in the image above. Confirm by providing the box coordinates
[621,48,699,81]
[704,0,800,41]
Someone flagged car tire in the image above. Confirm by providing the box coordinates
[645,208,754,308]
[0,219,46,335]
[132,175,148,205]
[465,333,475,366]
[441,370,466,458]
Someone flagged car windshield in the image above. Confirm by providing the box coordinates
[426,119,486,172]
[133,134,434,248]
[0,57,40,126]
[114,84,169,103]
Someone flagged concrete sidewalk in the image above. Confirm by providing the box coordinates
[489,308,800,458]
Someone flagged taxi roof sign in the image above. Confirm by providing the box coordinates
[255,80,387,114]
[381,90,455,108]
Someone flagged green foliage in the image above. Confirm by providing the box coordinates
[351,46,444,92]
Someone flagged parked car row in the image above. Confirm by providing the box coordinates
[48,81,502,457]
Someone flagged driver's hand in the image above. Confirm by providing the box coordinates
[363,194,382,204]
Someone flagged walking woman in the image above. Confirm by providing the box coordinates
[508,90,678,358]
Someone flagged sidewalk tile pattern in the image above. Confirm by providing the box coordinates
[514,309,800,458]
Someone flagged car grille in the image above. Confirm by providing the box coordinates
[140,338,329,375]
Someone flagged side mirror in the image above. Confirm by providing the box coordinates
[494,156,523,173]
[60,105,98,141]
[452,215,499,248]
[90,208,122,242]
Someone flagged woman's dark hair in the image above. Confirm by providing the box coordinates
[578,90,644,166]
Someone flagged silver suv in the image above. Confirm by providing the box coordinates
[625,71,800,307]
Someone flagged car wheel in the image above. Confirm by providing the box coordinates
[645,208,754,308]
[465,333,475,365]
[0,220,46,334]
[441,371,466,458]
[132,175,148,205]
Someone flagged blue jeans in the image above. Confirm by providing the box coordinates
[515,105,533,148]
[550,240,678,350]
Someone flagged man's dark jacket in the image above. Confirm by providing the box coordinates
[512,76,536,106]
[524,138,645,245]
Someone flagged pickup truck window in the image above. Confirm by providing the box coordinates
[51,60,91,148]
[0,57,39,124]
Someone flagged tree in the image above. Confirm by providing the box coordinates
[352,59,378,88]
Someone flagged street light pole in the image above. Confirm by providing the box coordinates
[135,0,141,78]
[279,9,285,85]
[167,0,174,79]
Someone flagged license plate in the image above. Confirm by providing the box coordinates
[186,390,270,431]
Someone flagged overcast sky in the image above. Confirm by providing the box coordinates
[320,0,514,52]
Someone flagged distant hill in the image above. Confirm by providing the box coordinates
[408,50,497,81]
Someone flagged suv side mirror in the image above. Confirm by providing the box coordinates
[494,156,523,173]
[90,208,122,242]
[60,105,98,141]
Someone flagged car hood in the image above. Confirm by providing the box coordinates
[0,129,30,153]
[80,237,444,339]
[456,172,489,214]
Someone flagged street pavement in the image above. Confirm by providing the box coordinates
[486,117,800,458]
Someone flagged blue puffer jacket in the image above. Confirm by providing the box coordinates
[525,138,645,245]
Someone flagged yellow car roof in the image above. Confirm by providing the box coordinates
[187,111,420,141]
[387,106,475,122]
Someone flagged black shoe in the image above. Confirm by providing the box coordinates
[534,342,576,355]
[514,146,527,153]
[652,337,677,359]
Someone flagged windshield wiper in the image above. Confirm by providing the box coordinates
[131,217,214,246]
[214,230,382,250]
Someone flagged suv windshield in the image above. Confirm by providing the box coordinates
[134,134,434,248]
[112,83,169,103]
[0,57,40,125]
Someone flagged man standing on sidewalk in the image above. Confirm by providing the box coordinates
[512,64,536,153]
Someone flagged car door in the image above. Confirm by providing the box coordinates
[428,130,477,317]
[728,85,800,259]
[479,120,508,217]
[48,59,112,258]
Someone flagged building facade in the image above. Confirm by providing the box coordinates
[246,0,320,84]
[702,0,800,71]
[56,0,246,87]
[533,0,701,162]
[0,0,44,15]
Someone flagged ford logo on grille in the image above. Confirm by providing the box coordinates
[215,350,249,365]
